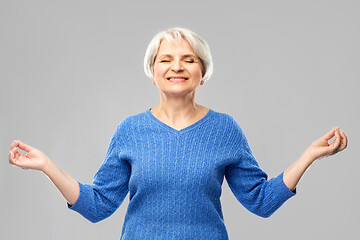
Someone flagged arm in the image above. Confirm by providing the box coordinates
[8,140,80,205]
[225,124,296,218]
[225,123,348,218]
[283,127,348,192]
[9,123,131,223]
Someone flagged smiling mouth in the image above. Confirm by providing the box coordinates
[167,77,188,82]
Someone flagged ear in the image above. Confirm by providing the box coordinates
[200,70,205,85]
[152,78,156,85]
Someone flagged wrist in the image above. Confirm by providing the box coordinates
[303,148,317,164]
[41,157,53,175]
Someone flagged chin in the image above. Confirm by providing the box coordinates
[162,87,196,97]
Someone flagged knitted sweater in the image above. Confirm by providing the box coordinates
[69,108,296,239]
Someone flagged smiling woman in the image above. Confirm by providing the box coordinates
[152,38,203,98]
[8,27,348,240]
[144,28,213,130]
[144,27,213,83]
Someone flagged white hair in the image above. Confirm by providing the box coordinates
[144,27,213,82]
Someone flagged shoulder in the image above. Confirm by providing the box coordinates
[206,109,246,143]
[211,110,235,121]
[211,110,243,131]
[119,110,148,127]
[112,110,149,137]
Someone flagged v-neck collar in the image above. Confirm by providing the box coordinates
[145,108,214,134]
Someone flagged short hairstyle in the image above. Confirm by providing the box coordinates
[144,27,213,82]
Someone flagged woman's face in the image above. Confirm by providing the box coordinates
[153,38,203,97]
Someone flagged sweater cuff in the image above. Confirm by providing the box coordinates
[67,181,88,212]
[277,171,297,197]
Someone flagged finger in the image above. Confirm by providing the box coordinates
[11,147,21,158]
[322,127,337,142]
[16,141,34,153]
[9,149,15,159]
[9,150,28,167]
[15,151,21,159]
[10,140,20,150]
[10,157,26,168]
[10,147,18,158]
[9,151,18,165]
[338,131,348,151]
[11,147,26,161]
[11,146,19,154]
[342,131,348,147]
[9,149,18,162]
[331,130,341,153]
[8,151,14,163]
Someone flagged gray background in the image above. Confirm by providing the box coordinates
[1,0,359,239]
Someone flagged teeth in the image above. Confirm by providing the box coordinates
[168,78,187,80]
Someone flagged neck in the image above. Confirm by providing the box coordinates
[155,91,201,123]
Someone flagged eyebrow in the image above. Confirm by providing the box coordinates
[157,53,197,58]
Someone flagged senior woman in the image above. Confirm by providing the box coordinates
[9,27,347,239]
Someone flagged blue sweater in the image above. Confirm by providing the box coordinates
[69,108,296,239]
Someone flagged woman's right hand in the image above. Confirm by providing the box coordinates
[9,140,80,205]
[9,140,50,172]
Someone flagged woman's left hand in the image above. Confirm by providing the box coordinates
[283,127,348,191]
[306,127,348,162]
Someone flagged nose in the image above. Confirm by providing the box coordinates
[171,59,184,72]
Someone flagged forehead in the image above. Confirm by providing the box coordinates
[157,38,196,56]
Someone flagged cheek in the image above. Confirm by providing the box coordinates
[191,66,203,78]
[153,64,168,77]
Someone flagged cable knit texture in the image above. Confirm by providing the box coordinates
[69,108,296,239]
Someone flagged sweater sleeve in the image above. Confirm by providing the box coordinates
[225,123,295,218]
[68,124,131,223]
